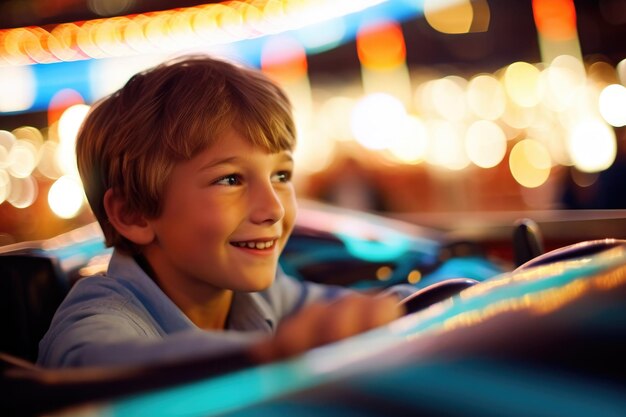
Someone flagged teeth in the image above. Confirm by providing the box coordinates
[235,240,275,249]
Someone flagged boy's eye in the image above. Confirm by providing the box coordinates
[214,174,242,186]
[272,170,292,183]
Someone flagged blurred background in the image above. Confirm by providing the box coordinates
[1,0,625,246]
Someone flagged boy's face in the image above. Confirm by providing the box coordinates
[143,129,296,294]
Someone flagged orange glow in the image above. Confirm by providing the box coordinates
[48,89,85,126]
[261,37,308,83]
[3,0,365,64]
[532,0,577,40]
[356,20,406,70]
[49,23,83,61]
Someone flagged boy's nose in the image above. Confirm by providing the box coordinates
[249,182,285,225]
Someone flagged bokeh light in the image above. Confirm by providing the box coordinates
[425,120,469,170]
[509,139,551,188]
[48,89,85,126]
[501,102,536,129]
[466,74,506,120]
[37,140,63,180]
[88,0,133,17]
[319,96,357,142]
[568,118,616,173]
[465,120,507,168]
[386,115,429,164]
[0,130,17,169]
[0,65,36,112]
[293,129,335,174]
[48,176,85,219]
[356,20,406,70]
[350,93,406,151]
[599,84,626,127]
[261,35,308,83]
[532,0,577,41]
[0,170,10,204]
[424,0,474,34]
[617,59,626,86]
[540,55,586,111]
[7,140,38,179]
[7,175,38,208]
[57,104,91,177]
[503,62,542,108]
[430,76,468,122]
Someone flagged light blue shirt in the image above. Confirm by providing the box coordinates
[37,250,349,368]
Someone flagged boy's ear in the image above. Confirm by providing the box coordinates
[103,189,155,246]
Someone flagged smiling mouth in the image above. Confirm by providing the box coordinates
[230,240,277,250]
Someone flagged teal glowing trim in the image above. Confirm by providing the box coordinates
[336,231,411,262]
[394,252,626,339]
[46,239,109,263]
[423,257,503,283]
[108,361,328,417]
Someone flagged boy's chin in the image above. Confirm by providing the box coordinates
[232,275,275,292]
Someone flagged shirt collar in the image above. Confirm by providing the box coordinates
[107,249,276,334]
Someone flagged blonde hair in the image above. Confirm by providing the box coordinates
[76,55,296,253]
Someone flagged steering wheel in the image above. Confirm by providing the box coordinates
[399,217,626,316]
[398,278,478,315]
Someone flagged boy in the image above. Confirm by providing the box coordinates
[38,55,406,368]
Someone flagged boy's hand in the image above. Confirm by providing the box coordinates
[250,294,404,363]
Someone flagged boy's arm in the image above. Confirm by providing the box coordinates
[38,307,263,368]
[251,292,402,363]
[273,268,417,318]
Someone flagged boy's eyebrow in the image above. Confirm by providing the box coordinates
[197,156,242,172]
[197,153,293,172]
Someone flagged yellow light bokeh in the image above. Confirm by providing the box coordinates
[0,66,36,113]
[7,140,38,179]
[617,58,626,86]
[36,140,63,180]
[424,0,474,34]
[386,115,429,164]
[466,74,506,120]
[599,84,626,127]
[57,104,91,177]
[0,130,16,169]
[48,176,85,219]
[431,76,468,122]
[376,265,393,281]
[7,175,38,209]
[407,270,422,284]
[568,118,616,173]
[292,128,335,174]
[425,119,469,170]
[540,55,586,111]
[465,120,507,168]
[502,102,537,130]
[58,104,91,146]
[319,96,357,142]
[0,169,10,204]
[503,61,542,108]
[350,93,407,151]
[509,139,551,188]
